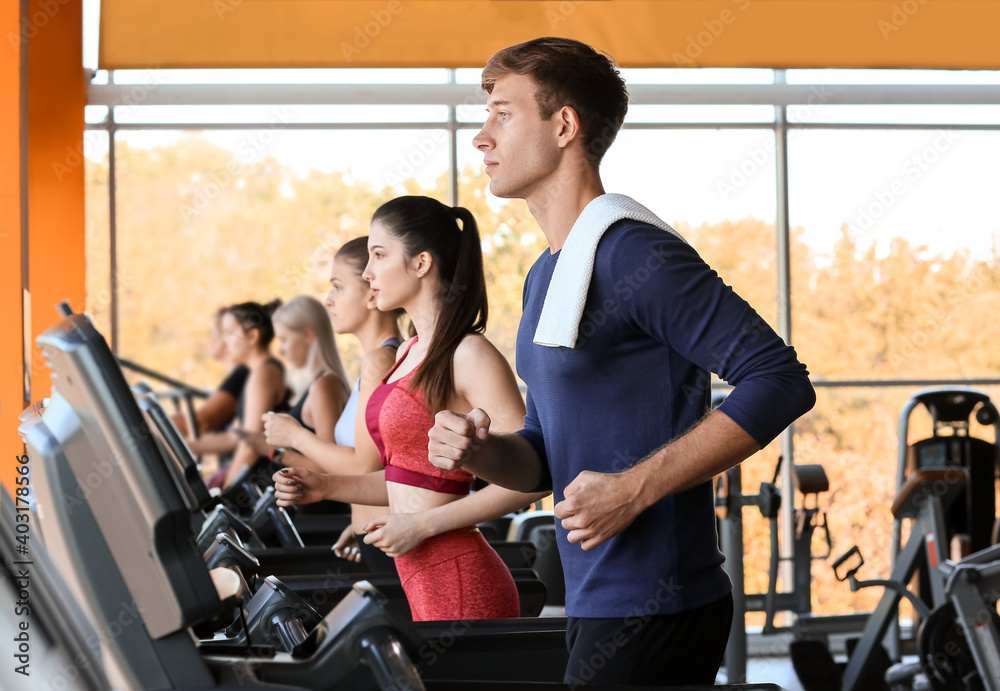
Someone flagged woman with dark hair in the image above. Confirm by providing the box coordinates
[263,238,402,571]
[173,307,249,440]
[272,197,534,620]
[204,299,288,489]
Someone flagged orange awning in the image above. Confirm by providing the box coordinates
[99,1,1000,71]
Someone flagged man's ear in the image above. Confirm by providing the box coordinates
[555,105,582,150]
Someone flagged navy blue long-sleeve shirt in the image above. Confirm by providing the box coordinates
[515,219,815,618]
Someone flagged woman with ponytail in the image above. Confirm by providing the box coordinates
[263,239,402,571]
[272,196,546,621]
[209,299,289,489]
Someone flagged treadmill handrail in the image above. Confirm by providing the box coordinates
[118,357,211,399]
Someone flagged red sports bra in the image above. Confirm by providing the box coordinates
[365,338,475,495]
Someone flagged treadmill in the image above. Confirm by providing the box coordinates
[18,310,780,691]
[131,381,550,621]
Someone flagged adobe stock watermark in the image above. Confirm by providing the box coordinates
[877,0,929,40]
[672,0,752,67]
[383,131,449,188]
[340,1,404,63]
[717,141,774,203]
[681,311,770,405]
[417,619,473,667]
[546,0,585,28]
[35,600,143,691]
[60,417,159,516]
[383,84,486,188]
[884,262,989,372]
[179,107,296,222]
[53,70,167,182]
[87,268,133,316]
[849,129,960,240]
[609,448,640,473]
[229,629,304,686]
[567,241,676,351]
[565,578,683,688]
[278,236,342,294]
[6,0,72,52]
[717,85,833,202]
[543,237,686,371]
[214,0,243,20]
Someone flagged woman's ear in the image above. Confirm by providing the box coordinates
[246,327,261,347]
[411,251,434,278]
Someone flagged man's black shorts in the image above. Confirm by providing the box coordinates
[564,592,734,687]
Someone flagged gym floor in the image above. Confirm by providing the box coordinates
[718,658,805,691]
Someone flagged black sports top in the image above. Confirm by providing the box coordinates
[287,371,324,434]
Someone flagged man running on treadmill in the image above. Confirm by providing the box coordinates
[428,37,816,687]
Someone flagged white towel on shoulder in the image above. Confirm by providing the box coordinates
[533,193,685,349]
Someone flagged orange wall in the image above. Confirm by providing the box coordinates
[1,2,25,494]
[0,1,85,492]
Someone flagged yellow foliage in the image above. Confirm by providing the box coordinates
[84,134,1000,620]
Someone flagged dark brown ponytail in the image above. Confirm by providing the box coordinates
[371,197,488,413]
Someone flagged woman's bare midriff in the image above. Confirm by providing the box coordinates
[387,481,465,516]
[351,503,390,534]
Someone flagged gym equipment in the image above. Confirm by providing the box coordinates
[20,314,430,689]
[507,510,565,608]
[713,385,830,632]
[23,309,786,689]
[831,505,1000,691]
[134,381,305,552]
[717,449,832,682]
[833,465,960,690]
[926,543,1000,689]
[134,378,548,617]
[24,311,556,676]
[892,390,1000,619]
[888,388,999,667]
[137,379,540,571]
[795,388,1000,691]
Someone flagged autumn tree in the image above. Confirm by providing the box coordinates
[84,133,1000,621]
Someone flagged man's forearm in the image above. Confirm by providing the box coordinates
[464,433,545,492]
[629,410,760,509]
[554,410,765,550]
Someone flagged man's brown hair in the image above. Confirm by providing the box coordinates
[482,36,629,167]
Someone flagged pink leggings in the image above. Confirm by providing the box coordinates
[395,527,520,621]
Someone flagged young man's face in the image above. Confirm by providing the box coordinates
[472,73,562,201]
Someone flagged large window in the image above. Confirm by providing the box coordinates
[98,125,450,385]
[787,126,1000,614]
[84,68,1000,620]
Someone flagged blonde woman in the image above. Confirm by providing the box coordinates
[271,295,352,447]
